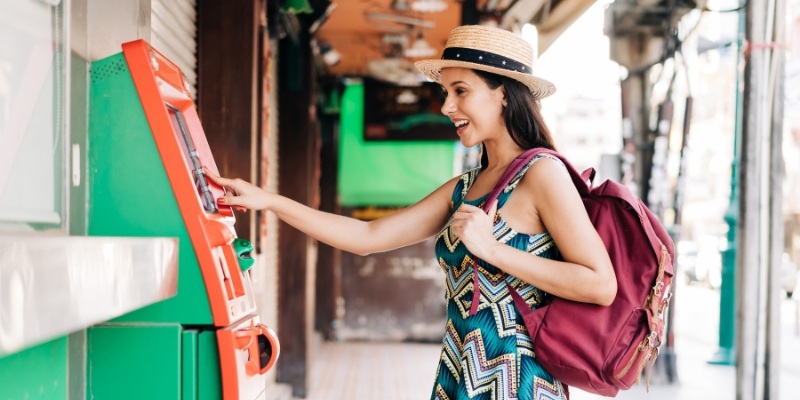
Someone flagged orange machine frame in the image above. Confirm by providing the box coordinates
[218,316,280,399]
[120,39,280,399]
[121,39,255,327]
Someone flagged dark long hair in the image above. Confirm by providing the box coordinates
[473,69,556,168]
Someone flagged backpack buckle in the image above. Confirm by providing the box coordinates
[659,290,673,315]
[646,331,661,348]
[651,281,664,298]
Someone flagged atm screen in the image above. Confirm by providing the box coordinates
[167,104,218,214]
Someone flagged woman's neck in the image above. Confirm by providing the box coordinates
[482,141,525,172]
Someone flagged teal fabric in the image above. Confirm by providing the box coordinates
[338,82,456,206]
[430,155,568,400]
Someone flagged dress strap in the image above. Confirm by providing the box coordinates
[450,168,480,210]
[498,153,566,204]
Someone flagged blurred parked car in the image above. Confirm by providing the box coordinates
[678,239,798,298]
[677,236,723,289]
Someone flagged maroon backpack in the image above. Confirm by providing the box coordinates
[474,148,675,397]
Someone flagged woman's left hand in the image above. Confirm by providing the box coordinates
[450,200,500,261]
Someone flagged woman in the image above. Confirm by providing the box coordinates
[207,25,615,400]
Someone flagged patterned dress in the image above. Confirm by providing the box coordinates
[430,155,568,400]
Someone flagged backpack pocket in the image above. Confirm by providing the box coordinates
[605,307,652,389]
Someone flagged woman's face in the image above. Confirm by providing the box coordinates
[439,67,506,148]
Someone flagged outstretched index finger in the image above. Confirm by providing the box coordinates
[458,203,481,213]
[203,167,229,186]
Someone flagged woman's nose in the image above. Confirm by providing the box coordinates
[440,96,454,115]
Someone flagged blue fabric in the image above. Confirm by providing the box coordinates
[430,155,568,400]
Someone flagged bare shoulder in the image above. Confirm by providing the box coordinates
[438,172,467,197]
[517,155,574,195]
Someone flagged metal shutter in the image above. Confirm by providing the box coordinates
[151,0,197,98]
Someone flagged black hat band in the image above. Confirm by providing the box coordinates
[441,47,531,74]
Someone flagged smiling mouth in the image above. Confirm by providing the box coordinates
[455,121,469,133]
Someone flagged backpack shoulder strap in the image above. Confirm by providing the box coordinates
[503,153,566,193]
[480,148,567,212]
[503,149,671,315]
[469,150,547,315]
[530,149,669,268]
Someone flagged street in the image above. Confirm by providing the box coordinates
[572,279,800,400]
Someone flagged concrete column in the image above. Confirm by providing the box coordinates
[737,0,786,398]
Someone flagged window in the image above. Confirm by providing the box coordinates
[0,0,68,230]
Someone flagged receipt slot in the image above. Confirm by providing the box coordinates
[86,40,278,399]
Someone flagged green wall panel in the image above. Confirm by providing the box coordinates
[87,53,212,324]
[338,82,456,206]
[0,337,68,400]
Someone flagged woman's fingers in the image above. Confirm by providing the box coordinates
[452,202,492,222]
[204,169,269,211]
[202,167,241,206]
[204,167,244,195]
[457,203,481,213]
[452,201,498,238]
[203,167,230,186]
[452,204,477,222]
[487,200,498,217]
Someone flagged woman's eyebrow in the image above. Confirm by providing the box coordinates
[445,80,468,87]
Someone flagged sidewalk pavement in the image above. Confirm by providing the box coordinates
[289,280,800,400]
[573,282,800,400]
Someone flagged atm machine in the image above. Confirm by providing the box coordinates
[86,40,278,399]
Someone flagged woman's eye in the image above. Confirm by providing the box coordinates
[455,88,466,95]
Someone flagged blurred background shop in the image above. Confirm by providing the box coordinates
[1,0,799,399]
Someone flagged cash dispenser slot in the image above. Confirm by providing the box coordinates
[217,316,280,400]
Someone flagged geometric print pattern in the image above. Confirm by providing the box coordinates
[430,155,568,400]
[460,329,518,399]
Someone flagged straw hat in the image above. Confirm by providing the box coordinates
[415,25,555,99]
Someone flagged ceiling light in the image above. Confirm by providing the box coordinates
[392,0,410,11]
[367,59,422,87]
[363,12,435,29]
[396,89,419,104]
[411,0,448,13]
[382,33,409,47]
[320,44,341,66]
[404,34,436,58]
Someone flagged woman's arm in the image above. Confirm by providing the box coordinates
[205,168,458,256]
[450,158,617,306]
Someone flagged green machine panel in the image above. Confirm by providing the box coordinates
[85,40,278,400]
[88,53,212,324]
[87,325,182,399]
[198,331,222,400]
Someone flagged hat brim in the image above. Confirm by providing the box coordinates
[415,59,556,99]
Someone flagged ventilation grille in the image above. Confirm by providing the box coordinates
[89,57,128,84]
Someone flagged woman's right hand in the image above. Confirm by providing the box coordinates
[203,167,273,211]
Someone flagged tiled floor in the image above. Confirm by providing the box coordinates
[300,341,442,400]
[290,282,800,400]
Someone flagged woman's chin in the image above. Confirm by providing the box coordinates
[458,135,478,148]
